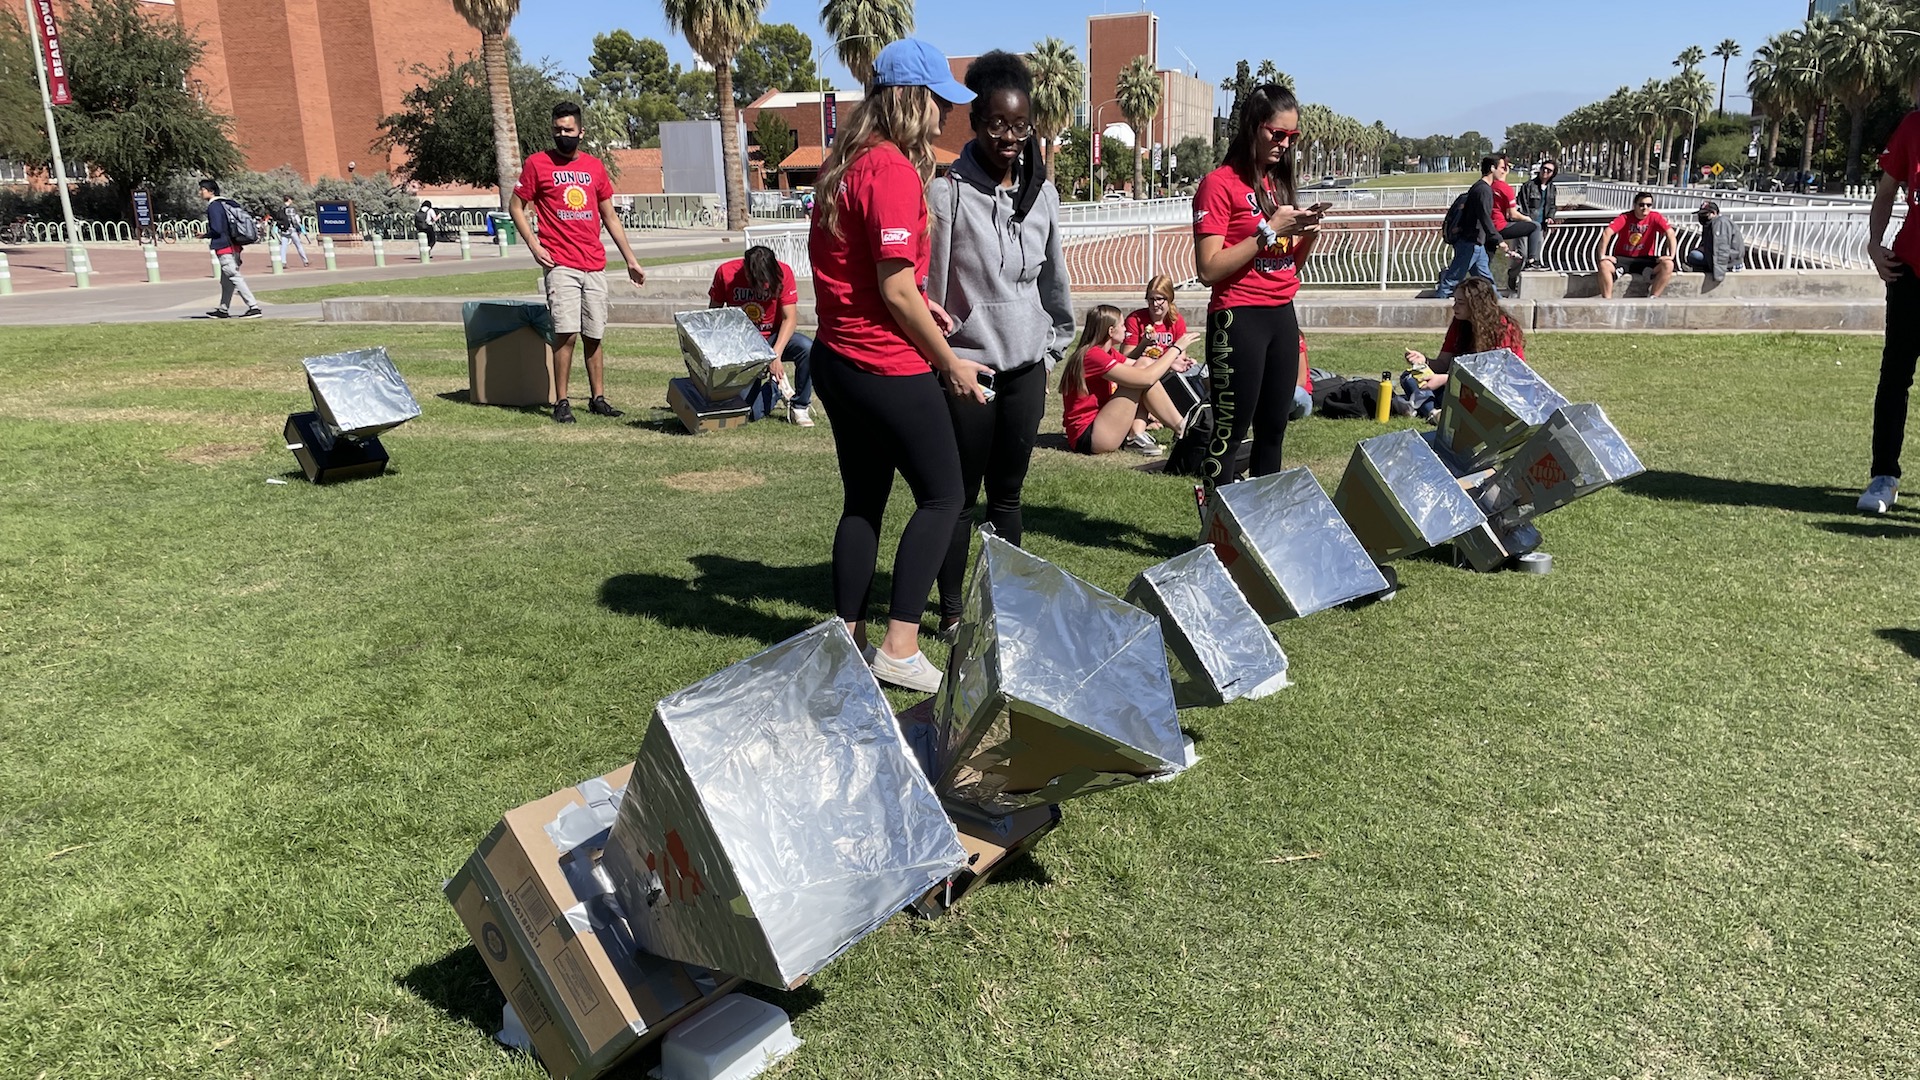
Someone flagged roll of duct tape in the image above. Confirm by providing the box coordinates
[1514,551,1553,574]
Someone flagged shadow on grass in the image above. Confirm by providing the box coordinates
[1876,628,1920,660]
[397,945,502,1040]
[436,389,548,416]
[1020,504,1190,560]
[741,981,827,1026]
[601,555,831,646]
[1815,519,1920,540]
[1622,469,1853,515]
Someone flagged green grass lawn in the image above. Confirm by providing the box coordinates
[2,323,1917,1079]
[254,251,734,303]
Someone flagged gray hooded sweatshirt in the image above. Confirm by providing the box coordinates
[927,141,1076,372]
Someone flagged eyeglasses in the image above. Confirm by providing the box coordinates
[1635,201,1654,208]
[1144,294,1170,303]
[1261,126,1301,142]
[981,118,1034,139]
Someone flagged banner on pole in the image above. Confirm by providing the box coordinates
[1091,132,1101,167]
[1812,103,1828,144]
[823,92,837,147]
[31,0,71,106]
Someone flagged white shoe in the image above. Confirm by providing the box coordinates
[1126,432,1161,455]
[867,647,942,694]
[1857,475,1899,515]
[789,405,814,427]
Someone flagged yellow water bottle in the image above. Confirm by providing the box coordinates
[1375,370,1393,423]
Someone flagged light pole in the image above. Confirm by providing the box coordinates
[1087,97,1119,202]
[1669,105,1699,188]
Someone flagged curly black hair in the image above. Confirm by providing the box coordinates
[964,49,1033,101]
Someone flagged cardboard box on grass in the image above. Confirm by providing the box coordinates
[1201,468,1389,621]
[935,533,1187,816]
[446,766,739,1080]
[667,378,753,435]
[1476,403,1646,526]
[1333,429,1488,563]
[464,300,556,406]
[601,621,966,990]
[1431,349,1568,473]
[1126,545,1289,708]
[301,347,421,440]
[674,308,774,402]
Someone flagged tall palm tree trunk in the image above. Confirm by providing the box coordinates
[482,30,521,211]
[1718,58,1730,115]
[716,62,747,228]
[1845,100,1868,186]
[1131,127,1144,199]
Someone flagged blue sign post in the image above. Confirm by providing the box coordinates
[316,201,354,236]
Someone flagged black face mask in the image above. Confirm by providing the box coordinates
[553,135,581,154]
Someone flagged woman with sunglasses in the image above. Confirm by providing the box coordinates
[1190,83,1323,490]
[808,38,989,694]
[926,50,1075,642]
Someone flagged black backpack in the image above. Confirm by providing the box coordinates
[414,207,431,231]
[1441,191,1470,242]
[1165,403,1252,479]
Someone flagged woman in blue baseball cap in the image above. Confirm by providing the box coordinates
[807,37,991,695]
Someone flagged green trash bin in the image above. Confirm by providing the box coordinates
[486,212,517,246]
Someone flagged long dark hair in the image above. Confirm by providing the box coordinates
[1221,84,1298,215]
[743,245,781,293]
[1058,304,1123,397]
[1454,278,1523,356]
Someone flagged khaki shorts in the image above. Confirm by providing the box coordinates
[544,266,608,338]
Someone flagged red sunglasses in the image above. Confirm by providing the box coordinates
[1261,126,1302,141]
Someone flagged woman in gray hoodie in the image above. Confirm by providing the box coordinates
[926,50,1077,640]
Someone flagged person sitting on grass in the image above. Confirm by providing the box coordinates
[1402,277,1527,419]
[1121,275,1204,447]
[1060,304,1192,457]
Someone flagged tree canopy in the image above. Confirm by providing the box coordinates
[378,45,573,187]
[734,23,816,105]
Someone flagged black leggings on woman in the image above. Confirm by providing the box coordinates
[811,341,964,625]
[936,359,1048,619]
[1203,302,1300,487]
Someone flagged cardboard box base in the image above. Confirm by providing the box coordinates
[667,378,753,435]
[284,411,387,484]
[909,803,1062,919]
[469,325,556,407]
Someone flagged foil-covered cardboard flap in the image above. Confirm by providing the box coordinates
[1434,349,1568,471]
[301,347,421,439]
[1490,402,1646,523]
[1127,545,1289,708]
[1333,429,1488,562]
[1205,469,1389,620]
[674,308,776,400]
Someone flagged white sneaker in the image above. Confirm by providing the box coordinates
[789,405,814,427]
[1857,475,1899,515]
[1127,432,1161,455]
[867,647,942,694]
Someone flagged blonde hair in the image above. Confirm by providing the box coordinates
[1059,304,1124,398]
[1143,274,1181,328]
[814,85,939,240]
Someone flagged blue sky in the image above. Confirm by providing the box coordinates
[509,0,1812,136]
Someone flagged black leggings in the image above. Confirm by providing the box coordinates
[936,359,1047,619]
[811,342,964,625]
[1204,303,1300,487]
[1872,270,1920,478]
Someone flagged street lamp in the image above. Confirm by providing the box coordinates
[1087,97,1120,202]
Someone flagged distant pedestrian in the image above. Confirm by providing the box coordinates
[1435,156,1512,299]
[1515,161,1560,270]
[416,200,440,252]
[199,179,261,319]
[1596,192,1677,298]
[1859,74,1920,515]
[277,195,310,267]
[508,100,649,423]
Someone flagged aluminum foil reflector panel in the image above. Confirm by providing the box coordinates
[1201,469,1388,621]
[1126,545,1289,708]
[1332,429,1488,562]
[301,347,421,439]
[935,534,1185,815]
[602,621,965,990]
[1433,349,1568,472]
[674,308,775,401]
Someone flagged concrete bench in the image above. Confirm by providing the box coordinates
[1520,268,1884,301]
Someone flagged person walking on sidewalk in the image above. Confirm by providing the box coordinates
[508,100,648,423]
[277,195,311,267]
[1859,74,1920,515]
[200,179,262,319]
[1435,156,1512,299]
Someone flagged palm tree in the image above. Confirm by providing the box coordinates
[1827,0,1904,185]
[820,0,912,85]
[1712,38,1741,115]
[1115,55,1160,198]
[1675,45,1706,74]
[1781,16,1837,180]
[450,0,524,210]
[662,0,766,230]
[1749,37,1790,167]
[1028,37,1084,184]
[1635,79,1665,183]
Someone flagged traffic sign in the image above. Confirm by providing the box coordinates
[1711,163,1723,176]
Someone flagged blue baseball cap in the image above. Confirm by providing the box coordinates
[870,38,974,105]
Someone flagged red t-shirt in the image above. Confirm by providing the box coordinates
[1878,112,1920,269]
[1062,345,1125,445]
[1192,165,1303,313]
[1440,316,1526,360]
[513,151,614,272]
[708,258,798,339]
[808,140,931,375]
[1491,177,1516,231]
[1607,210,1670,258]
[1123,309,1188,357]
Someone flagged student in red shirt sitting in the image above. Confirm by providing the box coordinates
[1120,274,1201,451]
[805,38,988,694]
[708,245,813,426]
[1403,277,1527,418]
[1060,304,1193,456]
[1597,192,1678,299]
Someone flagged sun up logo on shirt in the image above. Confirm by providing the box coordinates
[644,829,705,905]
[880,227,911,246]
[730,285,771,304]
[741,301,765,325]
[552,170,595,185]
[563,185,588,211]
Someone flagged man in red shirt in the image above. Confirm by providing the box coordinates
[1859,75,1920,514]
[1597,192,1677,298]
[707,245,813,425]
[508,101,648,423]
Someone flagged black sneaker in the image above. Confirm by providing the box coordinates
[588,395,623,418]
[553,399,576,424]
[237,307,264,319]
[205,309,231,319]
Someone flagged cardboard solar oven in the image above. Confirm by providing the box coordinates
[675,307,773,397]
[1447,402,1646,572]
[934,534,1186,816]
[1431,349,1570,473]
[1126,545,1289,708]
[665,378,754,435]
[1332,429,1489,563]
[1201,468,1390,622]
[446,765,740,1080]
[601,621,966,991]
[285,347,420,483]
[464,299,556,406]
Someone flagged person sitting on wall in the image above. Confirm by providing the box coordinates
[1402,276,1527,419]
[1597,192,1678,298]
[1683,200,1745,280]
[708,244,815,426]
